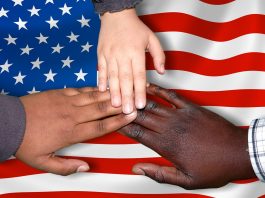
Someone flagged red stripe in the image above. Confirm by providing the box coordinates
[140,14,265,41]
[146,52,265,76]
[0,192,213,198]
[199,0,235,5]
[0,158,172,178]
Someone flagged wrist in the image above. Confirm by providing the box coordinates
[232,127,256,180]
[101,8,137,21]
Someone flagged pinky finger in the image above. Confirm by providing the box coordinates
[98,56,108,92]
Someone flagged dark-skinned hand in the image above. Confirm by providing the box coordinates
[120,84,256,189]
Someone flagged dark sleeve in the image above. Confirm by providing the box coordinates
[91,0,142,14]
[0,95,26,162]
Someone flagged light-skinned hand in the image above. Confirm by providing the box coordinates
[98,9,165,114]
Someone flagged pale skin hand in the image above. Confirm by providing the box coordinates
[98,8,165,114]
[15,87,137,176]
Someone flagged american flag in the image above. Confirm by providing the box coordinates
[0,0,265,197]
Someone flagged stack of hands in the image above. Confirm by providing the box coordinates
[16,84,255,189]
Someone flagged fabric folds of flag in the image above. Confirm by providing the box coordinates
[0,0,265,197]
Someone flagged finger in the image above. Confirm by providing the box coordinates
[108,59,121,107]
[134,109,164,132]
[70,91,111,107]
[73,100,122,123]
[119,123,160,150]
[118,58,134,114]
[147,84,190,108]
[77,87,98,93]
[62,88,80,96]
[72,111,137,143]
[38,155,89,176]
[148,34,165,74]
[98,56,108,92]
[132,163,190,187]
[145,99,173,117]
[132,53,146,109]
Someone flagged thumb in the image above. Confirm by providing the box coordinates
[132,163,190,188]
[38,155,90,176]
[148,34,165,74]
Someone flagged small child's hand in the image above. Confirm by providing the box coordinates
[98,9,165,114]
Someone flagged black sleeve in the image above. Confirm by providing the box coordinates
[0,95,26,162]
[91,0,142,14]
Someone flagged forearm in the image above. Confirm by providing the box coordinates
[0,95,26,162]
[91,0,142,14]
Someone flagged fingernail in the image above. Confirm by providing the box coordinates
[123,103,133,114]
[159,64,165,74]
[136,100,145,109]
[76,165,90,173]
[132,167,145,175]
[126,111,137,118]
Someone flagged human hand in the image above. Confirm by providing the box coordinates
[98,9,165,114]
[120,84,256,189]
[16,87,136,176]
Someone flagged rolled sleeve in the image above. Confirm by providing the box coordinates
[248,118,265,181]
[91,0,142,14]
[0,95,26,162]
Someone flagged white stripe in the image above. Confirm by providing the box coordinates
[157,32,265,60]
[56,143,160,158]
[147,70,265,91]
[137,0,265,23]
[0,173,263,197]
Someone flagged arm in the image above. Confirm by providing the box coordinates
[120,84,256,189]
[92,0,165,114]
[0,95,25,162]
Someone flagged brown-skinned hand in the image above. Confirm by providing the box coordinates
[16,87,137,176]
[120,84,256,189]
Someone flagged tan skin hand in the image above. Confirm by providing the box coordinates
[98,9,165,114]
[16,87,137,176]
[120,84,256,189]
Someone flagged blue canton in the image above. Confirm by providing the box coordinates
[0,0,100,97]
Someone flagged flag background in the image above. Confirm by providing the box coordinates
[0,0,265,197]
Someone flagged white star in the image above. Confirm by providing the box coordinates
[76,0,86,2]
[20,45,33,55]
[75,69,88,81]
[45,0,54,4]
[44,69,57,82]
[28,6,41,17]
[51,43,64,54]
[61,56,74,68]
[46,17,59,29]
[81,42,93,53]
[67,32,79,43]
[59,3,72,15]
[12,0,23,6]
[14,17,27,30]
[27,87,40,94]
[0,60,12,73]
[13,72,26,85]
[77,15,90,28]
[35,33,48,44]
[31,57,43,70]
[4,34,17,45]
[0,89,9,95]
[0,7,9,18]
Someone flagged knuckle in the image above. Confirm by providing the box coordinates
[146,101,158,111]
[154,168,166,183]
[121,72,132,81]
[87,91,98,102]
[135,71,146,80]
[128,124,145,139]
[109,70,118,79]
[136,110,147,122]
[97,101,108,112]
[97,120,106,133]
